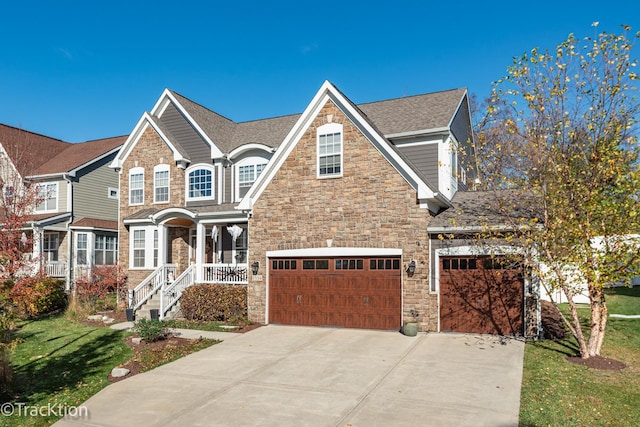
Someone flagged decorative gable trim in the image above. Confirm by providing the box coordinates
[110,113,189,170]
[238,81,447,213]
[152,89,224,159]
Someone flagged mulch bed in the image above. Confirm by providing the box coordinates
[81,310,128,327]
[108,335,197,383]
[566,355,627,370]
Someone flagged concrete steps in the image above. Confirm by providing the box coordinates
[134,292,180,320]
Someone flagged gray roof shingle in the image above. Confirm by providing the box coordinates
[166,86,467,155]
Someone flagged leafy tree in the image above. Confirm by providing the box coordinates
[475,25,640,358]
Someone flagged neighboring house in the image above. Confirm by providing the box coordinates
[112,81,539,338]
[0,123,125,288]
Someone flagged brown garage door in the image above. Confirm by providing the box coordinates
[269,257,401,330]
[440,256,524,335]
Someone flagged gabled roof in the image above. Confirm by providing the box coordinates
[358,88,467,136]
[32,135,126,177]
[112,84,468,170]
[0,124,70,177]
[237,80,451,213]
[428,190,540,232]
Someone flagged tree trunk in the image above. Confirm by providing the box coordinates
[564,291,589,358]
[586,285,607,358]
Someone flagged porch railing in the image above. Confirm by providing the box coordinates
[200,263,248,284]
[128,264,177,310]
[160,264,195,319]
[45,261,67,278]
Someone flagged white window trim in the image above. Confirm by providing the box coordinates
[186,164,216,202]
[107,187,119,200]
[35,182,59,213]
[129,225,157,269]
[232,224,248,264]
[153,164,170,204]
[129,167,144,206]
[235,158,268,202]
[75,232,89,266]
[316,122,343,179]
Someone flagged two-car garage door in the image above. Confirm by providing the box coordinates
[269,257,401,330]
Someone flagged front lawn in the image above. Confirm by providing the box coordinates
[520,286,640,426]
[4,313,217,427]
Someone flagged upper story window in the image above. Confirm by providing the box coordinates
[317,123,343,178]
[35,182,58,212]
[129,167,144,205]
[186,164,215,201]
[154,164,170,204]
[237,162,266,199]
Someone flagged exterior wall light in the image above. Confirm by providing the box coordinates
[251,261,259,275]
[407,260,416,277]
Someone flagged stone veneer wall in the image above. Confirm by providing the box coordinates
[248,99,437,331]
[118,126,186,288]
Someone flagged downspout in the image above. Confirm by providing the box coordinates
[63,173,73,291]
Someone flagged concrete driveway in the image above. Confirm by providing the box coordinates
[54,326,524,427]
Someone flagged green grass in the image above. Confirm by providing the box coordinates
[5,313,133,427]
[520,286,640,426]
[164,318,248,332]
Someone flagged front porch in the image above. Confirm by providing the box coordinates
[128,262,248,320]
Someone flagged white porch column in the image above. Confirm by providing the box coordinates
[196,222,206,282]
[157,223,167,266]
[32,228,42,270]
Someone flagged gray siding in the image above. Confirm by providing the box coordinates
[224,166,232,203]
[450,95,476,188]
[160,104,212,164]
[397,143,439,189]
[73,155,119,221]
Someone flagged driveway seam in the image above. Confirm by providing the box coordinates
[334,333,428,426]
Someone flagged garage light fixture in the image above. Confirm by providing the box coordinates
[251,261,259,275]
[407,260,416,277]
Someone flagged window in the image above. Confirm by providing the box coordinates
[187,165,214,200]
[272,259,297,270]
[129,167,144,205]
[76,233,88,265]
[43,233,59,262]
[153,164,170,203]
[130,226,158,269]
[35,183,58,212]
[369,258,400,270]
[237,162,266,198]
[95,235,117,265]
[153,229,159,268]
[108,187,119,199]
[233,225,248,263]
[132,229,146,268]
[302,259,329,270]
[317,123,343,177]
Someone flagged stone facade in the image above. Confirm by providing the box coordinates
[248,99,437,331]
[118,126,187,287]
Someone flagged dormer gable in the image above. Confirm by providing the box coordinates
[238,81,451,214]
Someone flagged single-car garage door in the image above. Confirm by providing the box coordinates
[269,257,401,330]
[440,256,524,335]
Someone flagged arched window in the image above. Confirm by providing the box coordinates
[186,164,215,201]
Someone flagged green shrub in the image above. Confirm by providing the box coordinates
[180,284,247,322]
[133,319,168,342]
[9,277,66,317]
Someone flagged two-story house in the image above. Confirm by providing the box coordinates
[0,123,125,288]
[112,81,540,336]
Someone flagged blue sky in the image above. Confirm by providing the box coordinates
[1,1,639,142]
